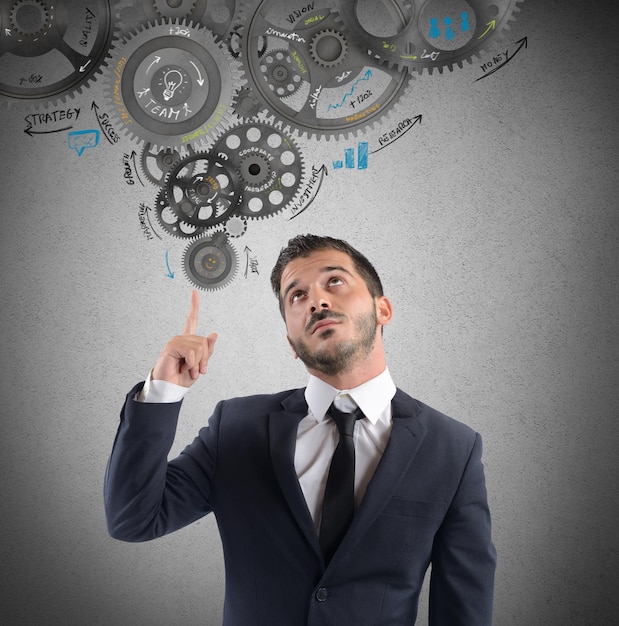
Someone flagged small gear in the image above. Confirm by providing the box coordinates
[238,151,272,189]
[105,19,243,149]
[260,48,304,98]
[336,0,525,74]
[242,3,411,138]
[224,215,247,238]
[212,121,304,219]
[154,188,207,238]
[9,0,51,38]
[165,151,243,228]
[309,29,348,68]
[0,0,116,106]
[140,142,197,187]
[183,232,238,291]
[233,86,263,120]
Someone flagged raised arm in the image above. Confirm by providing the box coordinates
[104,291,219,541]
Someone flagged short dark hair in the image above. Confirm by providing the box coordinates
[270,234,384,316]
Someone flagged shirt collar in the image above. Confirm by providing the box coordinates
[304,368,397,426]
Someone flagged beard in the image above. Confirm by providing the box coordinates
[288,308,378,377]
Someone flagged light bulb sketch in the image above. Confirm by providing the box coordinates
[162,69,184,101]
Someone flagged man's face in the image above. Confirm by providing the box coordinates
[279,249,385,377]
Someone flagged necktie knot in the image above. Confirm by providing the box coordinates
[328,404,364,438]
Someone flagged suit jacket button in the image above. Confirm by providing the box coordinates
[315,587,328,602]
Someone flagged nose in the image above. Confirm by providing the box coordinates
[309,286,331,313]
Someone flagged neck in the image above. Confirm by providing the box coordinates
[308,345,387,390]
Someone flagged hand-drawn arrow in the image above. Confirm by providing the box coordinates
[478,20,496,40]
[475,37,528,82]
[370,114,422,154]
[24,125,73,136]
[146,56,161,75]
[165,250,174,279]
[142,205,162,240]
[91,101,117,145]
[288,164,328,220]
[190,61,205,86]
[129,150,145,186]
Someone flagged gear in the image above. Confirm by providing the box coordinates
[153,0,197,19]
[165,151,243,228]
[261,47,304,98]
[154,188,207,238]
[336,0,525,74]
[233,86,263,120]
[9,0,51,38]
[105,19,243,150]
[224,215,247,238]
[0,0,116,106]
[140,142,197,187]
[242,2,411,138]
[309,29,348,68]
[116,0,237,42]
[212,121,304,219]
[183,232,238,291]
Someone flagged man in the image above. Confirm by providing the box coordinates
[104,234,496,625]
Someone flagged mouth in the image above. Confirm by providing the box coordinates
[311,319,340,335]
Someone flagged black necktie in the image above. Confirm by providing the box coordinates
[319,403,364,564]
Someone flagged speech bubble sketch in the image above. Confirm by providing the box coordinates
[68,130,100,156]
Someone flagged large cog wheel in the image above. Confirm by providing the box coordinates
[0,0,116,106]
[105,19,242,150]
[242,1,411,139]
[183,232,238,291]
[116,0,237,42]
[164,151,243,228]
[212,121,304,219]
[336,0,525,74]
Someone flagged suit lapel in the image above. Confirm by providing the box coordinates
[329,390,428,568]
[268,390,322,558]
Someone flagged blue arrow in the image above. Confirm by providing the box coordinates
[165,250,174,279]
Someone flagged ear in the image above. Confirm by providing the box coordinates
[375,296,393,327]
[286,335,299,360]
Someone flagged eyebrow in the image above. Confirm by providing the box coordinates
[282,265,353,302]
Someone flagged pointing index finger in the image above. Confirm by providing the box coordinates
[183,290,200,335]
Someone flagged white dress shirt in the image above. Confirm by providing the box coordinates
[138,368,397,530]
[297,370,396,529]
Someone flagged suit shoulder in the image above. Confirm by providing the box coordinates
[220,388,305,413]
[393,388,478,442]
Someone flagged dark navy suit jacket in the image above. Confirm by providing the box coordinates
[104,383,496,625]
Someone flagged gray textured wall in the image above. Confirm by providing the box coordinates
[1,1,617,625]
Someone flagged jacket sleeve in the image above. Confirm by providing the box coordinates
[103,383,218,542]
[428,432,497,625]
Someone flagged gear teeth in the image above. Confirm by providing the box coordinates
[154,188,209,239]
[0,0,118,108]
[211,119,306,220]
[104,18,244,150]
[309,29,349,68]
[164,151,243,228]
[224,215,248,238]
[336,0,526,75]
[183,233,239,291]
[242,5,411,139]
[153,0,198,20]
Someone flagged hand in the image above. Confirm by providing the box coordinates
[151,290,218,387]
